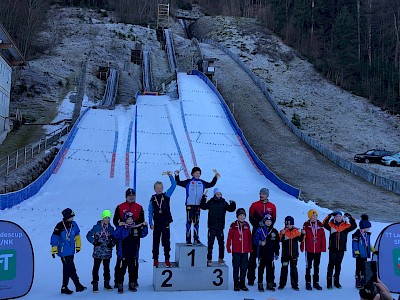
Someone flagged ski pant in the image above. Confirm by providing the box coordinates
[327,249,345,279]
[92,258,111,282]
[247,229,258,283]
[186,205,200,242]
[355,256,367,283]
[305,252,321,284]
[207,228,225,260]
[279,255,298,288]
[232,253,248,283]
[61,255,80,287]
[257,258,275,285]
[152,225,171,260]
[115,257,138,284]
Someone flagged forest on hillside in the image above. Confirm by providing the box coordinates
[0,0,399,114]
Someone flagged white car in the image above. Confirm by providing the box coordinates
[381,152,400,167]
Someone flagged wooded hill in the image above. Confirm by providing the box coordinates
[1,0,399,114]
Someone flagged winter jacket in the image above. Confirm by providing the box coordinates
[50,220,80,257]
[113,201,144,227]
[253,225,280,260]
[249,200,277,229]
[279,227,304,259]
[226,220,252,254]
[175,175,218,205]
[352,229,374,258]
[113,223,148,259]
[86,220,115,259]
[148,175,176,227]
[301,220,326,253]
[323,213,357,251]
[200,195,236,229]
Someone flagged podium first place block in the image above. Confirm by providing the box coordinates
[153,243,229,291]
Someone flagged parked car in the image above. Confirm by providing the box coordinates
[381,152,400,167]
[354,149,392,164]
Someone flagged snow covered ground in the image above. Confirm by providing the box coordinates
[0,73,393,299]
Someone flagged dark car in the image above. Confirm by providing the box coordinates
[354,149,392,164]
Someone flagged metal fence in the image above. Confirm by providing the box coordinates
[202,39,400,195]
[0,125,70,178]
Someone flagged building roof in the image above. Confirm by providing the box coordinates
[0,21,25,66]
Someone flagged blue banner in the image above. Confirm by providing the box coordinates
[0,220,34,299]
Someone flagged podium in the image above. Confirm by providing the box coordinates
[153,243,229,291]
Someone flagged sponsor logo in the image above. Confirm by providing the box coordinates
[0,250,16,280]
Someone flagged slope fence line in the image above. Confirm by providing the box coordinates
[179,100,198,167]
[126,119,134,187]
[110,115,118,178]
[165,104,190,179]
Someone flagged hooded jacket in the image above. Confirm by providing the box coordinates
[301,220,326,253]
[226,220,252,254]
[200,195,236,229]
[86,220,115,259]
[323,213,357,251]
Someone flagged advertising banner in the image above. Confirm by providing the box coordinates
[0,220,34,299]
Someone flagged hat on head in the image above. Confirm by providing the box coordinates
[62,208,75,220]
[125,188,135,197]
[259,188,269,196]
[262,214,273,223]
[102,209,111,219]
[359,214,371,229]
[308,209,318,219]
[236,208,246,217]
[333,210,343,216]
[191,166,201,175]
[213,188,221,195]
[124,211,134,221]
[285,216,294,226]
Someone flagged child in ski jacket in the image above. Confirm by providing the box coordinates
[50,208,86,294]
[175,166,219,245]
[278,216,305,291]
[148,172,176,267]
[352,214,378,288]
[301,209,326,290]
[226,208,252,291]
[86,209,115,292]
[323,210,357,289]
[113,211,148,293]
[200,187,236,265]
[253,213,280,292]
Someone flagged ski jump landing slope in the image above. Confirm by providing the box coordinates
[0,72,361,300]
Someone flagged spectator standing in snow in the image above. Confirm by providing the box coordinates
[247,188,277,286]
[50,208,87,295]
[113,211,148,293]
[86,209,115,292]
[301,209,326,291]
[148,171,176,268]
[175,166,219,245]
[226,208,252,292]
[352,214,378,289]
[323,210,356,289]
[200,187,236,266]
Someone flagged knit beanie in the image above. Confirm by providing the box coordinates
[102,209,111,219]
[333,210,343,216]
[125,188,135,197]
[308,209,318,219]
[236,208,246,217]
[359,214,372,229]
[259,188,269,196]
[62,208,75,220]
[213,188,221,195]
[285,216,294,226]
[262,214,273,223]
[191,166,201,175]
[124,211,134,221]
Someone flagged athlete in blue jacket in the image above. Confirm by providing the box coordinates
[50,208,86,295]
[175,166,219,245]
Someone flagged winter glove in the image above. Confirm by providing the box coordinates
[354,250,360,257]
[75,235,81,253]
[51,246,58,258]
[344,213,352,218]
[274,255,279,260]
[373,251,379,256]
[94,241,102,247]
[106,241,114,249]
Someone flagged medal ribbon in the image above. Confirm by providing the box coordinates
[62,220,73,241]
[154,195,164,212]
